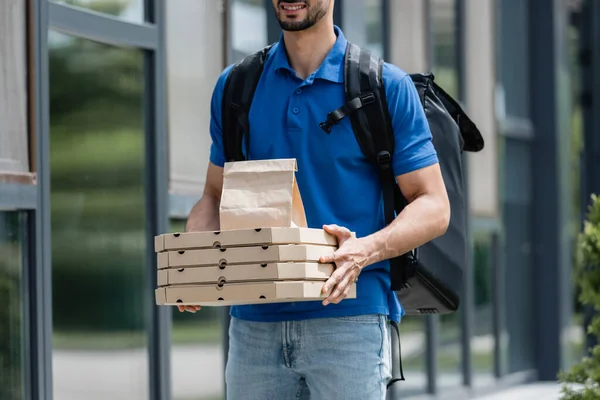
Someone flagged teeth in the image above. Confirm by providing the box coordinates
[282,4,305,10]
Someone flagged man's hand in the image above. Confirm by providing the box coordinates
[177,305,201,313]
[319,224,368,306]
[176,162,223,315]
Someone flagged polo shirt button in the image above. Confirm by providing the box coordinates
[293,107,299,114]
[296,89,302,94]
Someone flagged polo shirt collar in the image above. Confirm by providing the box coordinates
[272,25,346,83]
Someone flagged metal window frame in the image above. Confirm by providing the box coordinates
[422,3,438,394]
[578,0,600,357]
[454,0,474,388]
[528,0,572,381]
[1,2,41,396]
[29,1,171,399]
[0,183,37,211]
[30,1,53,399]
[381,0,390,60]
[144,1,171,399]
[48,1,158,49]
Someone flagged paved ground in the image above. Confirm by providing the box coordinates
[53,342,568,400]
[474,382,563,400]
[53,345,224,400]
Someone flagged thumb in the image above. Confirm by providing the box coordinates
[323,224,341,234]
[323,224,351,240]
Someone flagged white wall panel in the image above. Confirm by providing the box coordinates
[0,0,29,173]
[388,0,429,73]
[166,0,225,196]
[465,0,499,218]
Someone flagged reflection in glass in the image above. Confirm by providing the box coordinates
[0,212,25,400]
[49,31,148,400]
[339,0,384,59]
[437,312,462,388]
[566,22,585,370]
[472,233,495,386]
[52,0,144,24]
[398,317,427,396]
[169,219,225,400]
[431,0,459,98]
[430,0,462,389]
[230,0,268,63]
[365,0,384,58]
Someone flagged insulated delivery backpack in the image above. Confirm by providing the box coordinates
[221,41,484,318]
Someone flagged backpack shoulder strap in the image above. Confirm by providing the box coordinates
[338,43,411,385]
[222,44,274,162]
[343,42,394,166]
[339,43,416,281]
[320,43,399,221]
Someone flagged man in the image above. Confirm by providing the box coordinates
[182,0,450,398]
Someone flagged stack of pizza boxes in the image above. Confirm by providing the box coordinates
[154,159,356,307]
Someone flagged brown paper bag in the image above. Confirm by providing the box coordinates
[219,158,308,230]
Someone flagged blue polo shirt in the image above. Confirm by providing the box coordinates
[208,26,438,323]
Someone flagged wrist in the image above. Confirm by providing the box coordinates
[356,234,383,268]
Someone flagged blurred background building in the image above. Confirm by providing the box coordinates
[1,0,599,399]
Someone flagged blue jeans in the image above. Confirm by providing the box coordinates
[225,314,392,400]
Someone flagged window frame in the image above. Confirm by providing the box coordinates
[27,1,171,399]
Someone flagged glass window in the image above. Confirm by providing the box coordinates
[430,0,462,389]
[229,0,268,63]
[566,23,585,372]
[398,317,427,396]
[168,219,225,400]
[0,212,26,400]
[0,0,29,173]
[166,0,225,196]
[365,0,384,58]
[472,232,496,386]
[341,0,385,59]
[431,0,459,98]
[48,31,149,399]
[51,0,144,24]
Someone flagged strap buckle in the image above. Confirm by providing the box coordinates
[376,150,392,169]
[319,121,332,134]
[360,93,375,106]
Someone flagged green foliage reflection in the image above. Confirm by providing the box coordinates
[0,213,24,400]
[49,32,147,337]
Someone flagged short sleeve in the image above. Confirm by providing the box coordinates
[382,64,439,177]
[208,65,234,168]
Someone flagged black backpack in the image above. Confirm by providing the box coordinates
[221,42,484,316]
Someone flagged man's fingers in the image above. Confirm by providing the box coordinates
[321,267,346,296]
[177,304,201,312]
[319,250,336,264]
[324,274,354,305]
[178,305,201,313]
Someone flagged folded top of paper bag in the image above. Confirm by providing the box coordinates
[219,158,308,231]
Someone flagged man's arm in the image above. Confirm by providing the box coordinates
[185,162,224,233]
[320,69,450,305]
[319,164,449,305]
[359,163,450,265]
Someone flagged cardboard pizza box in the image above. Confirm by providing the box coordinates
[154,227,337,253]
[157,262,334,286]
[156,244,335,269]
[154,280,356,306]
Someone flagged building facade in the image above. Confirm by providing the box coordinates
[0,0,598,399]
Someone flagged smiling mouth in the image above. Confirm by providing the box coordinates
[280,3,307,12]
